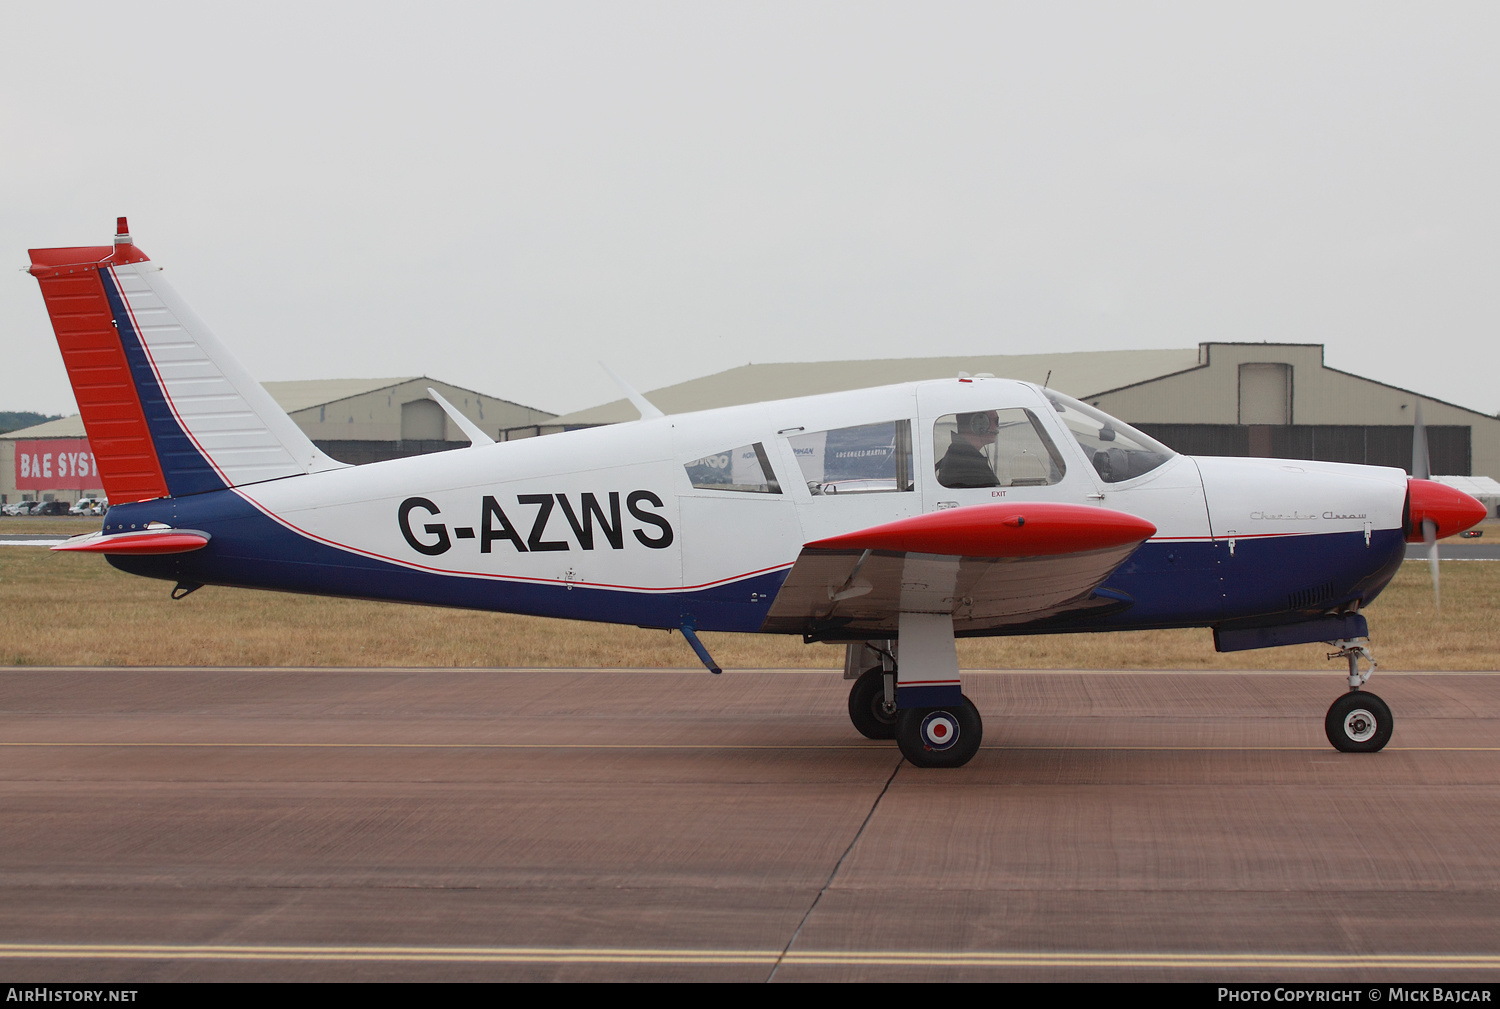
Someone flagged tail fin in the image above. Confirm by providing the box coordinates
[28,218,343,503]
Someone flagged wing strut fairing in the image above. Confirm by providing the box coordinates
[763,503,1156,639]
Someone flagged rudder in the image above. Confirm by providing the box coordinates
[28,218,343,503]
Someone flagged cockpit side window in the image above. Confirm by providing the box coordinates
[788,420,913,495]
[684,442,782,493]
[1043,391,1174,483]
[933,409,1066,489]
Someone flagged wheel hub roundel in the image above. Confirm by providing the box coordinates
[1343,708,1378,743]
[919,711,960,751]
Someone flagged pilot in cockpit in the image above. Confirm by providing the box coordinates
[936,410,1001,488]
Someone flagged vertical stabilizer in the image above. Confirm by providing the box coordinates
[28,219,344,503]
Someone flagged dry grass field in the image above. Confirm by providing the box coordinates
[0,545,1494,670]
[0,516,102,534]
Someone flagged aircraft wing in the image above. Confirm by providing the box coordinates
[761,503,1156,639]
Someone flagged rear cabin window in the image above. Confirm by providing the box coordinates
[684,442,782,493]
[788,420,913,495]
[933,409,1066,489]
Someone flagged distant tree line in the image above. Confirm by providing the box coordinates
[0,411,61,435]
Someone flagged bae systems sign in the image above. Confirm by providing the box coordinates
[13,438,98,491]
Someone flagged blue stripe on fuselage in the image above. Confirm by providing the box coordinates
[1084,529,1406,631]
[103,491,785,632]
[102,493,1407,636]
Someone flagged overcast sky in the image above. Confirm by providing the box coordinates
[2,2,1497,419]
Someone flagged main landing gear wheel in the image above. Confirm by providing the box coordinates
[896,697,983,768]
[1325,691,1393,753]
[848,667,898,740]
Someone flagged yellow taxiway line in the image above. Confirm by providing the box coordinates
[0,943,1497,969]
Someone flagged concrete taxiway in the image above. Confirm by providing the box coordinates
[1,665,1498,981]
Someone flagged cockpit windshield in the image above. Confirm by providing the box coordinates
[1043,390,1174,484]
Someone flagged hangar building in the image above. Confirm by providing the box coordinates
[2,377,554,507]
[548,342,1500,482]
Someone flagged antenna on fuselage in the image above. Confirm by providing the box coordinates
[426,387,496,446]
[1044,369,1052,389]
[600,362,665,420]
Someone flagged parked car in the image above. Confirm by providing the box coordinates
[2,500,40,516]
[32,500,71,516]
[70,497,108,516]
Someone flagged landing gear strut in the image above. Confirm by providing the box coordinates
[1324,638,1393,753]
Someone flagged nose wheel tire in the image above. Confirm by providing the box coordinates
[1325,691,1393,753]
[848,667,898,740]
[896,697,983,768]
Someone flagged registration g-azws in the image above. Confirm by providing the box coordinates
[399,492,674,556]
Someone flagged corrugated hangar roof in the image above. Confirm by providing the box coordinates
[261,378,419,413]
[2,377,538,441]
[554,348,1204,425]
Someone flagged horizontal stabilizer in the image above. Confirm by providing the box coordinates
[52,529,210,555]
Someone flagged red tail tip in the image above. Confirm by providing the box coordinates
[114,217,130,244]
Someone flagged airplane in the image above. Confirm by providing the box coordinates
[26,219,1488,768]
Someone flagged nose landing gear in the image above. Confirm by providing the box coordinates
[1324,638,1393,752]
[1325,691,1393,752]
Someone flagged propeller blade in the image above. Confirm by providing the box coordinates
[1424,516,1440,610]
[1413,402,1441,609]
[1412,402,1431,481]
